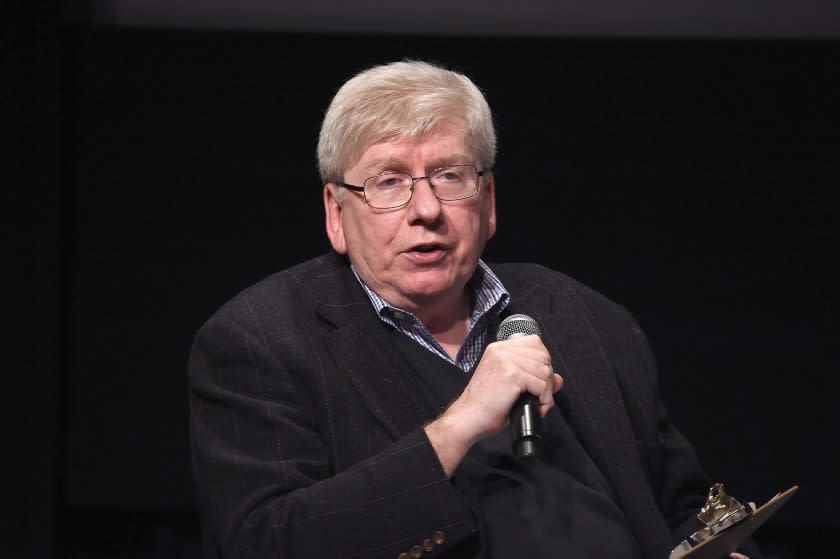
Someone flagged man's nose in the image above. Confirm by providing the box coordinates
[407,178,442,222]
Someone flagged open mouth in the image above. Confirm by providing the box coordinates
[411,243,444,253]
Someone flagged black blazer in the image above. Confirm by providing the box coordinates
[189,251,712,559]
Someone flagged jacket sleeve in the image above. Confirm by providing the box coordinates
[188,311,476,559]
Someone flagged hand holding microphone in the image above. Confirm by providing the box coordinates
[496,314,547,458]
[425,314,563,475]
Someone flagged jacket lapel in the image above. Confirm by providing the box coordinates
[309,254,435,439]
[326,313,437,438]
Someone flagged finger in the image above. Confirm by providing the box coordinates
[538,387,555,408]
[522,371,554,398]
[493,335,550,359]
[538,391,556,416]
[484,345,553,380]
[539,375,564,416]
[491,349,551,372]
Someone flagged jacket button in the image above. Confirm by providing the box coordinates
[422,538,435,552]
[409,545,423,558]
[433,530,446,545]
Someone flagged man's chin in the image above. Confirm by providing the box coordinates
[396,281,468,309]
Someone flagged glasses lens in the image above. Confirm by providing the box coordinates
[430,165,479,200]
[364,173,413,208]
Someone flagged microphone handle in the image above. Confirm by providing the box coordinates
[510,393,542,458]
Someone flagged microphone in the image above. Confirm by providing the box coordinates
[496,313,543,458]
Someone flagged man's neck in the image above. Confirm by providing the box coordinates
[348,260,510,364]
[414,290,473,360]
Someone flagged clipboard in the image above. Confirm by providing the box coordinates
[669,485,798,559]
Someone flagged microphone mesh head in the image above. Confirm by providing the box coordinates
[497,313,541,341]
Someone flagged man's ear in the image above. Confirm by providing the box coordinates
[486,172,497,240]
[323,183,347,254]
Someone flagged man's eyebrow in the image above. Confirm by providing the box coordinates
[363,154,475,174]
[428,154,474,169]
[363,157,406,172]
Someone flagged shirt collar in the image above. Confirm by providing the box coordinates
[351,259,510,327]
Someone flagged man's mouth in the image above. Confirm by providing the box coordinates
[410,243,445,253]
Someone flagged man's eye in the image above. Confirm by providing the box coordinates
[371,174,406,189]
[436,171,462,182]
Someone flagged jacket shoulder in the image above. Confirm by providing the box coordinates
[491,262,626,316]
[204,251,348,328]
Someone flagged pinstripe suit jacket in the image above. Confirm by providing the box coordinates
[188,251,712,559]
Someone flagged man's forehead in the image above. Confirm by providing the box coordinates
[352,130,475,172]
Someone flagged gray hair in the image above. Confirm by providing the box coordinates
[317,60,496,184]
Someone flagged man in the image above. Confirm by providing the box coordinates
[189,61,757,558]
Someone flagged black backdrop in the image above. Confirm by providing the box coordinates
[10,15,839,559]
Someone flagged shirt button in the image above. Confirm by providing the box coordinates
[409,545,424,558]
[422,538,435,552]
[433,530,446,545]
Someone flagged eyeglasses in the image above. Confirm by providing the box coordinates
[337,164,489,209]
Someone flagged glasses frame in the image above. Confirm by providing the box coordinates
[337,164,491,209]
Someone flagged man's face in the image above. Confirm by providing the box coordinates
[324,126,496,316]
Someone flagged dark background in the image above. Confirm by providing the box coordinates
[7,1,838,557]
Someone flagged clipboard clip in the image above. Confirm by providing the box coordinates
[669,483,757,559]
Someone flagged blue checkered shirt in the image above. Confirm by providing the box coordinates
[352,260,510,372]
